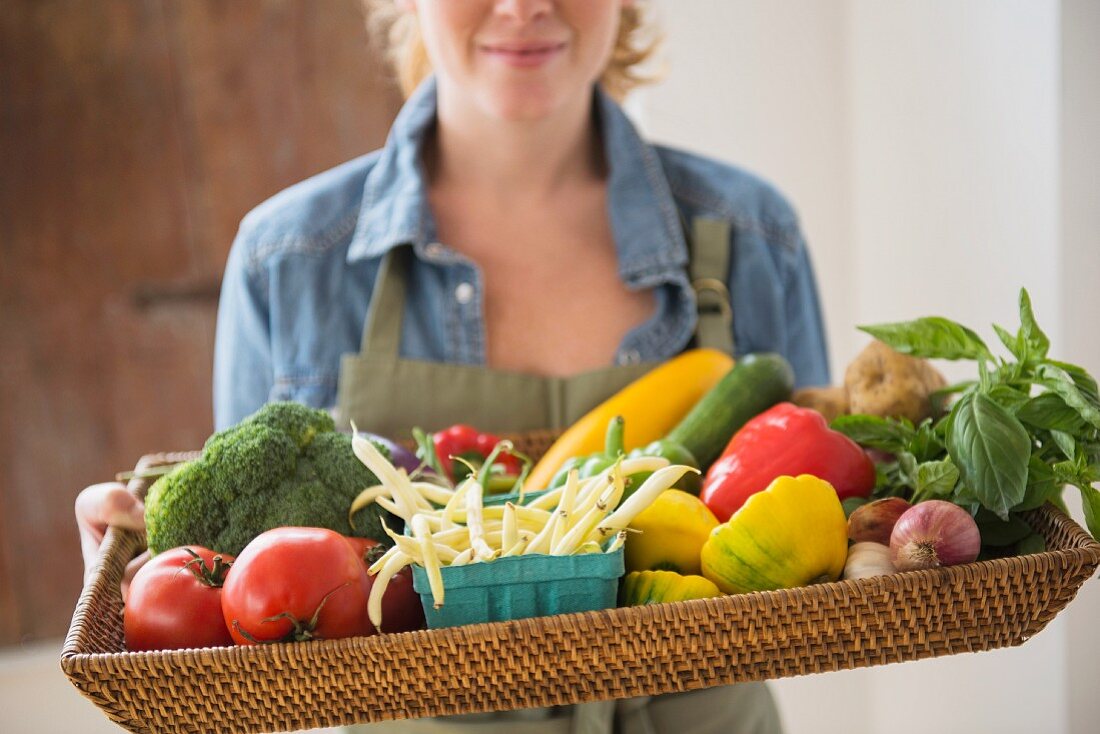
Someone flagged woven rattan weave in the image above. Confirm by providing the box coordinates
[62,435,1100,734]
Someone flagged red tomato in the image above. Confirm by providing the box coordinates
[221,527,375,645]
[344,536,382,562]
[344,535,426,634]
[124,546,234,651]
[373,566,426,634]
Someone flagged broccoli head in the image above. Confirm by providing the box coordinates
[145,401,395,556]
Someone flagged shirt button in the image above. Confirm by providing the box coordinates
[425,242,446,258]
[455,282,475,304]
[620,349,641,365]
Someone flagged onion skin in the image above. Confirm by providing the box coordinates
[848,497,911,545]
[889,500,980,571]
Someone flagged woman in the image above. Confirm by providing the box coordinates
[78,1,829,731]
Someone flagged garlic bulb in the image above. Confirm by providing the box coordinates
[843,542,897,580]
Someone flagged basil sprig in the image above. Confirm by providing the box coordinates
[833,288,1100,541]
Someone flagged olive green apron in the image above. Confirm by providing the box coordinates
[335,219,781,734]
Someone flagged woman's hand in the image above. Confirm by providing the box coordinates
[75,482,148,598]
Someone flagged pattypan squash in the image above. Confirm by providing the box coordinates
[701,474,848,594]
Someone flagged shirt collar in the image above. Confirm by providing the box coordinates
[347,77,439,262]
[347,77,689,287]
[597,88,689,287]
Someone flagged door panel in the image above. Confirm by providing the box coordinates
[0,0,402,644]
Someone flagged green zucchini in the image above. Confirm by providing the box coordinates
[665,353,795,469]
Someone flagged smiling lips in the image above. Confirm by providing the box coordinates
[479,41,567,68]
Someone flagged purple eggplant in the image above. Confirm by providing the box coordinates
[359,431,431,477]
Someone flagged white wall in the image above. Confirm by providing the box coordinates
[1060,2,1100,732]
[848,0,1061,380]
[630,1,855,383]
[636,2,1098,733]
[848,6,1066,730]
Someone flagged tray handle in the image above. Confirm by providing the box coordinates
[62,452,198,659]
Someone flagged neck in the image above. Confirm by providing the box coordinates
[427,84,604,199]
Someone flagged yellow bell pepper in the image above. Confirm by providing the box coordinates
[526,349,734,491]
[701,474,848,594]
[619,570,722,606]
[624,489,718,575]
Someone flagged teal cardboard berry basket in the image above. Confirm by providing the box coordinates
[411,545,625,628]
[409,486,625,628]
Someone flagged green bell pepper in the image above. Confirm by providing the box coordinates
[549,416,626,488]
[548,416,700,499]
[625,439,701,496]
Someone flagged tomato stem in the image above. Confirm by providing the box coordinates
[234,582,354,644]
[363,542,389,566]
[181,548,232,587]
[305,582,350,632]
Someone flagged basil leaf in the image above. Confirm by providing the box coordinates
[1036,363,1100,430]
[842,496,868,519]
[987,384,1032,413]
[1018,289,1050,361]
[1016,393,1088,433]
[915,458,959,498]
[935,409,955,440]
[931,382,976,417]
[909,420,947,462]
[859,317,993,361]
[952,481,981,514]
[947,392,1031,520]
[1053,458,1086,487]
[1083,441,1100,468]
[975,509,1033,546]
[874,461,915,498]
[1016,534,1047,555]
[1050,430,1077,461]
[1018,456,1065,511]
[1046,360,1100,409]
[897,452,919,487]
[831,414,914,453]
[1076,485,1100,540]
[993,323,1027,362]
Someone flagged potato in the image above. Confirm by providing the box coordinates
[792,385,850,423]
[844,340,947,423]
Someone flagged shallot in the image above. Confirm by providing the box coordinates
[889,500,980,571]
[848,497,911,545]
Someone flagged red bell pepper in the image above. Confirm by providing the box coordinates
[429,424,524,484]
[700,402,875,522]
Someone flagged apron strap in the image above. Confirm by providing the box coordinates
[689,217,735,355]
[359,246,409,358]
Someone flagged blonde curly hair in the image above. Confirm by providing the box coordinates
[363,2,660,101]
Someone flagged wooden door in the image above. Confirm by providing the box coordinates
[0,0,403,644]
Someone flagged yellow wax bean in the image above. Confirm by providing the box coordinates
[368,551,413,628]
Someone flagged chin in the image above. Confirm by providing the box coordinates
[477,82,570,122]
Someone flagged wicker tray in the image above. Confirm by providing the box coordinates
[63,436,1100,734]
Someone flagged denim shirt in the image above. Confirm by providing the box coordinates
[213,78,830,430]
